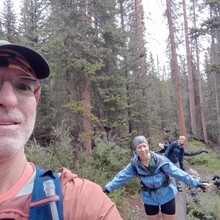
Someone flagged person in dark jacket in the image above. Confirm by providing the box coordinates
[164,136,208,192]
[103,135,209,220]
[156,140,208,159]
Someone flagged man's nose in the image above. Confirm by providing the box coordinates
[0,81,18,109]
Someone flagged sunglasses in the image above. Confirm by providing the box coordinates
[0,76,41,97]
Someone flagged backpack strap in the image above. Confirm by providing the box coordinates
[29,166,63,220]
[131,156,139,176]
[140,166,170,193]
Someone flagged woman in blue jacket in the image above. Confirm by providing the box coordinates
[103,136,209,220]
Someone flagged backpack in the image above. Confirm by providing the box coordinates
[29,166,63,220]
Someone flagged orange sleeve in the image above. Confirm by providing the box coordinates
[59,168,123,220]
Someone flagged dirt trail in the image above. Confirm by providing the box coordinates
[175,184,187,220]
[121,189,187,220]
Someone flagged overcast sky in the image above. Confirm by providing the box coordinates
[142,1,168,65]
[0,0,168,65]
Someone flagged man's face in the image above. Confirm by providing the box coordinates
[0,67,38,159]
[179,137,185,146]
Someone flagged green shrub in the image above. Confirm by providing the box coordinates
[26,122,73,171]
[77,138,131,182]
[185,151,220,172]
[108,187,128,206]
[76,138,141,204]
[187,187,220,219]
[185,153,209,166]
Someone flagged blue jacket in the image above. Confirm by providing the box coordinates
[104,152,199,206]
[164,140,184,169]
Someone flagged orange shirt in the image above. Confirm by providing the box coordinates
[0,162,34,203]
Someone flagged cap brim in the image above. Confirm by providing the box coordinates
[0,43,50,79]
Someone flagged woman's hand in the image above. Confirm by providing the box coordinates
[103,187,110,194]
[197,181,210,192]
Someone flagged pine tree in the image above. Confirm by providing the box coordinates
[1,0,17,42]
[166,0,187,146]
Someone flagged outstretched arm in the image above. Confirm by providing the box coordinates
[184,149,208,156]
[155,148,165,154]
[162,161,209,191]
[104,163,136,193]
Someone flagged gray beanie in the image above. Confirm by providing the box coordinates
[133,136,148,150]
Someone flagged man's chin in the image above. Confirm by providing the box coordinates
[0,142,24,158]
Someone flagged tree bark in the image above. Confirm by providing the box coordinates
[135,0,147,96]
[192,0,208,143]
[183,0,197,138]
[82,74,92,158]
[81,5,92,159]
[166,0,187,149]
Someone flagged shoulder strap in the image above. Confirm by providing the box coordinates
[131,157,138,175]
[153,153,170,180]
[29,166,63,220]
[159,166,170,183]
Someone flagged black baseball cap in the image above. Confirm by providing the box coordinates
[0,40,50,79]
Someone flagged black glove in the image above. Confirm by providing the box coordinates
[212,175,219,181]
[213,180,220,190]
[103,187,110,194]
[197,181,208,192]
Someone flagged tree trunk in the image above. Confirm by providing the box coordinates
[81,6,92,159]
[210,34,220,145]
[82,74,92,159]
[166,0,187,149]
[119,1,132,134]
[183,0,197,138]
[192,0,208,144]
[135,0,147,96]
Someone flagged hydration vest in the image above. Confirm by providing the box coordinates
[29,166,63,220]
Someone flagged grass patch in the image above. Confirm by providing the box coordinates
[185,140,219,172]
[187,188,220,220]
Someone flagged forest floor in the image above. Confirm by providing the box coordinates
[119,195,146,220]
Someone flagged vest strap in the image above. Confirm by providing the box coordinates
[28,166,63,220]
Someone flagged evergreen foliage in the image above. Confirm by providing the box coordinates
[1,0,17,42]
[26,122,73,170]
[76,138,140,204]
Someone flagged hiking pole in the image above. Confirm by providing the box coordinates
[43,180,59,220]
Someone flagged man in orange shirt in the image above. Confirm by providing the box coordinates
[0,40,122,220]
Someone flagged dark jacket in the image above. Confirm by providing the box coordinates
[164,141,184,170]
